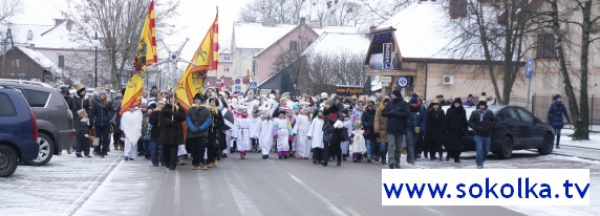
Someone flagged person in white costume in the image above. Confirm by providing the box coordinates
[307,108,325,164]
[257,110,274,159]
[121,107,143,160]
[273,109,292,159]
[232,106,252,159]
[293,105,311,159]
[341,110,353,161]
[350,121,367,162]
[250,105,262,152]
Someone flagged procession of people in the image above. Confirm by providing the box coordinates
[63,82,579,170]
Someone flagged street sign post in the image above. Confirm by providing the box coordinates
[526,59,534,109]
[234,85,242,93]
[396,76,412,88]
[249,81,257,89]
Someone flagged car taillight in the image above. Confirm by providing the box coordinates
[30,111,38,141]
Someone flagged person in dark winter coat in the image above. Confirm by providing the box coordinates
[111,94,124,151]
[75,110,91,158]
[89,92,115,157]
[468,100,495,169]
[547,94,570,149]
[425,98,445,160]
[207,97,225,167]
[72,84,90,153]
[187,93,213,170]
[382,89,410,169]
[361,101,377,162]
[61,86,75,111]
[406,94,426,165]
[444,98,468,163]
[159,95,187,170]
[321,99,344,167]
[149,101,165,167]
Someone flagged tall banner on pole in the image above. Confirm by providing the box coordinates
[121,0,157,116]
[176,9,219,111]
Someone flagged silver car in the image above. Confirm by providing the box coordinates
[0,80,76,165]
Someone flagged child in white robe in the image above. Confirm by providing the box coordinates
[273,109,292,159]
[341,110,353,161]
[350,121,366,162]
[293,106,311,159]
[121,107,143,161]
[307,108,325,164]
[257,111,274,159]
[233,106,252,159]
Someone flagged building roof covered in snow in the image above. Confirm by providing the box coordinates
[302,32,370,58]
[16,46,64,77]
[313,26,358,35]
[232,22,298,49]
[5,20,86,50]
[374,0,493,61]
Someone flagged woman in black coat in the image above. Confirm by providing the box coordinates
[159,98,186,170]
[425,99,445,160]
[361,101,377,162]
[89,92,114,157]
[207,97,225,167]
[444,98,468,163]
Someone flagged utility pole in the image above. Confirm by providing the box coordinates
[94,32,99,87]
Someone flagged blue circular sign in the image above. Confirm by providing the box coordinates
[396,76,409,88]
[171,54,177,60]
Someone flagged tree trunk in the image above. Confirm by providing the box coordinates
[574,0,591,140]
[549,0,580,134]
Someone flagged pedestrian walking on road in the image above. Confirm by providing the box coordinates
[322,99,344,167]
[274,109,292,159]
[406,94,426,165]
[257,110,274,159]
[89,91,115,158]
[149,101,165,167]
[444,98,468,163]
[121,107,143,161]
[547,94,571,149]
[382,89,410,169]
[350,121,366,162]
[425,98,445,160]
[469,101,495,169]
[308,108,325,164]
[141,104,153,159]
[293,105,311,159]
[159,94,186,170]
[374,95,390,164]
[361,101,377,163]
[186,93,212,170]
[233,106,252,159]
[341,110,352,161]
[75,110,91,158]
[207,97,224,168]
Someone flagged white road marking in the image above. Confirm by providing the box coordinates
[227,183,263,216]
[288,172,348,216]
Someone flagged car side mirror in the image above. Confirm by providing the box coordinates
[534,118,541,124]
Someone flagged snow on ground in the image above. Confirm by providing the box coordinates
[0,151,122,216]
[414,150,599,215]
[559,129,600,149]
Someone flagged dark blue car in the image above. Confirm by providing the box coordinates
[444,105,555,159]
[0,87,40,177]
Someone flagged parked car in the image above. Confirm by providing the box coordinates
[0,80,76,165]
[443,105,555,159]
[0,86,40,177]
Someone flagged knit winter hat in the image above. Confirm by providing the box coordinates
[409,94,419,104]
[392,89,402,98]
[477,100,488,110]
[553,94,562,101]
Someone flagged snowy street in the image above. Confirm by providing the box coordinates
[1,129,598,216]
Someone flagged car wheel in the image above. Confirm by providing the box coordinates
[0,145,18,177]
[500,136,513,159]
[25,133,54,166]
[491,151,500,155]
[538,133,554,155]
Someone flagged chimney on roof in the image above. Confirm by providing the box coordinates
[66,19,73,31]
[308,20,321,29]
[27,30,34,41]
[262,18,276,27]
[300,17,306,23]
[449,0,468,19]
[54,19,66,26]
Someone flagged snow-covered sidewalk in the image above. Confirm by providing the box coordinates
[559,129,600,150]
[0,151,123,216]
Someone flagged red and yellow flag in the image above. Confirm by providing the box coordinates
[121,0,157,116]
[176,9,218,111]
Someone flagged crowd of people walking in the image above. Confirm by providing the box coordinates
[61,83,570,170]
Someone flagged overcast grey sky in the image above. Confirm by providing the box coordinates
[14,0,249,59]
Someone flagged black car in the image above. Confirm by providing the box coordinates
[445,105,555,159]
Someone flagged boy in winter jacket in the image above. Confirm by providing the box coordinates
[406,94,426,165]
[469,101,495,169]
[75,110,91,158]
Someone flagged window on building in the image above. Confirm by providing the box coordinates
[224,66,230,72]
[223,54,230,61]
[536,34,556,59]
[58,55,65,68]
[290,41,298,51]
